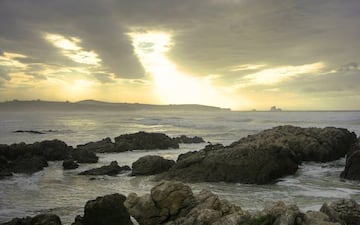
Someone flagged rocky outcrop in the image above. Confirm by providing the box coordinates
[63,159,79,170]
[320,199,360,225]
[76,137,116,153]
[0,214,62,225]
[72,193,133,225]
[79,161,130,176]
[341,138,360,181]
[131,155,175,176]
[114,132,179,152]
[304,211,341,225]
[8,155,48,174]
[159,126,356,184]
[71,149,98,164]
[173,135,205,144]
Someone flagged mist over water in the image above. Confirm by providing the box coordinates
[0,110,360,224]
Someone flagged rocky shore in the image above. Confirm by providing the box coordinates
[1,181,359,225]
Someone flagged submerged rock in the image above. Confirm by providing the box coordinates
[76,137,116,153]
[63,159,79,170]
[0,214,62,225]
[114,131,179,152]
[131,155,175,176]
[71,149,98,164]
[73,193,133,225]
[159,126,356,184]
[341,138,360,181]
[79,161,130,176]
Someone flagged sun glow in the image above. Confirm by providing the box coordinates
[128,31,241,108]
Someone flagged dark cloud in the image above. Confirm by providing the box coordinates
[0,67,11,81]
[93,72,114,83]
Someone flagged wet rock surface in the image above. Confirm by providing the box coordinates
[76,137,116,153]
[341,138,360,181]
[0,214,62,225]
[79,161,130,176]
[320,199,360,225]
[62,159,79,170]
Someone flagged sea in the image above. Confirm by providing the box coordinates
[0,110,360,224]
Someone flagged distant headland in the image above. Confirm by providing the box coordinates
[0,100,231,112]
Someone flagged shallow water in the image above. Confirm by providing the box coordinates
[0,110,360,224]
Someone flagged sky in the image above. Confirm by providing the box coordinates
[0,0,360,110]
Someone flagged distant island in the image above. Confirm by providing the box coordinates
[0,100,231,112]
[270,106,282,112]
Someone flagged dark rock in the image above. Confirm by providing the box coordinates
[320,199,360,225]
[76,137,116,153]
[260,201,305,225]
[304,211,340,225]
[75,193,133,225]
[79,161,130,176]
[131,155,175,176]
[159,126,356,184]
[0,214,62,225]
[173,135,205,144]
[341,138,360,180]
[63,159,79,170]
[114,131,179,152]
[13,130,45,134]
[0,171,12,179]
[30,140,72,161]
[71,149,98,163]
[161,143,299,184]
[9,155,48,174]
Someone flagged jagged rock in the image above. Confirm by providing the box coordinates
[125,181,249,225]
[131,155,175,176]
[125,181,197,225]
[320,199,360,225]
[304,211,341,225]
[114,132,179,152]
[63,159,79,170]
[79,161,130,176]
[173,135,205,144]
[71,149,98,163]
[160,126,356,184]
[73,193,132,225]
[0,214,62,225]
[341,138,360,180]
[260,201,305,225]
[76,137,116,153]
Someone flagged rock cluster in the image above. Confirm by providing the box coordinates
[159,126,356,184]
[1,214,62,225]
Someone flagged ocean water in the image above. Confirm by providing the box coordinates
[0,110,360,224]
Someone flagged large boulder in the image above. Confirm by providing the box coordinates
[73,193,133,225]
[76,138,116,153]
[114,132,179,152]
[29,140,72,161]
[341,138,360,180]
[79,161,130,176]
[124,181,249,225]
[0,214,62,225]
[8,155,48,174]
[304,211,341,225]
[320,199,360,225]
[131,155,175,176]
[161,143,299,184]
[71,149,98,163]
[159,126,356,184]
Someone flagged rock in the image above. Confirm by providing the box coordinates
[13,130,45,134]
[71,149,98,163]
[160,126,356,184]
[63,159,79,170]
[260,201,305,225]
[74,193,133,225]
[341,138,360,180]
[124,181,248,225]
[161,143,299,184]
[30,140,72,161]
[0,171,12,179]
[131,155,175,176]
[114,131,179,152]
[304,211,341,225]
[76,137,116,153]
[79,161,130,176]
[0,214,62,225]
[173,135,205,144]
[320,199,360,225]
[9,155,48,174]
